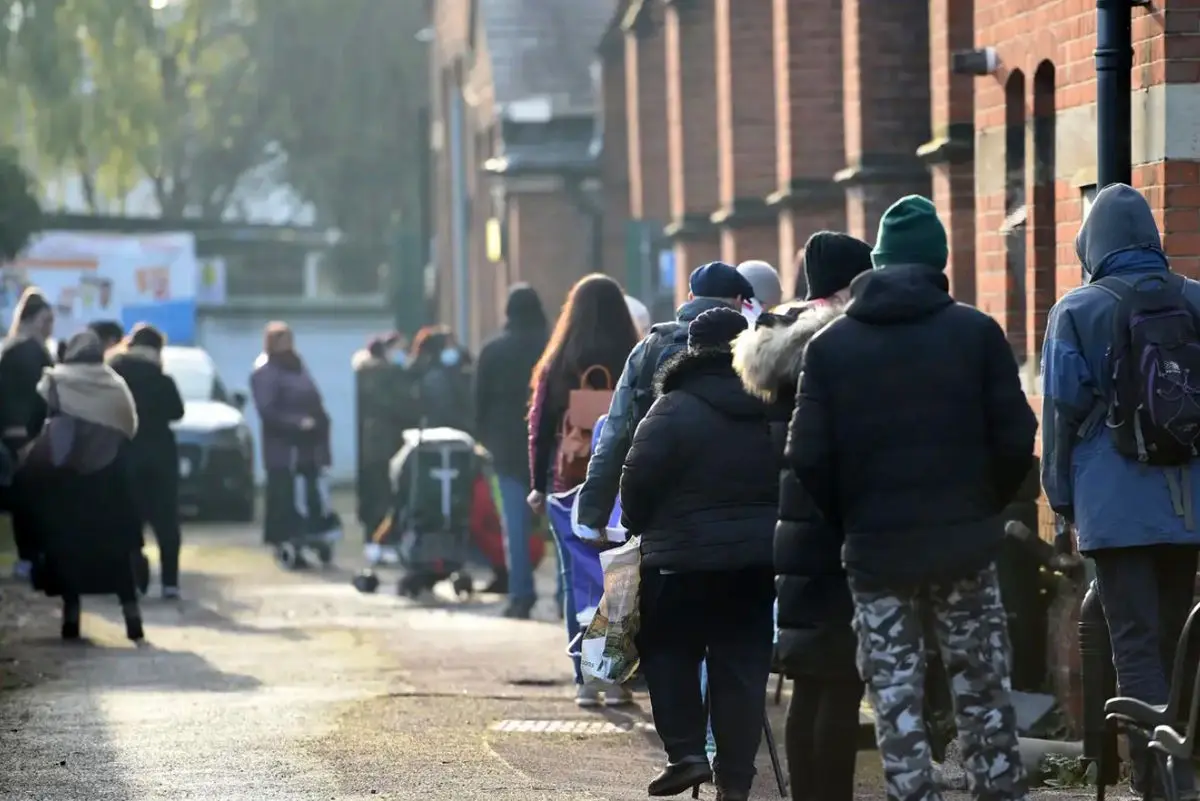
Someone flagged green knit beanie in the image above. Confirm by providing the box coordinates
[870,195,949,271]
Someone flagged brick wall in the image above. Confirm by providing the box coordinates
[771,0,846,298]
[927,0,977,305]
[664,0,722,298]
[624,7,670,225]
[840,0,932,242]
[600,41,632,282]
[713,0,778,265]
[508,186,593,320]
[968,0,1200,726]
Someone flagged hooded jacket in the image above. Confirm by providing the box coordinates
[474,287,547,477]
[789,265,1036,589]
[1042,183,1200,551]
[577,296,732,529]
[734,300,855,675]
[620,346,778,572]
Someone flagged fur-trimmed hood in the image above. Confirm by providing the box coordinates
[655,348,767,419]
[731,300,843,403]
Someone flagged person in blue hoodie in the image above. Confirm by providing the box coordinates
[1042,182,1200,800]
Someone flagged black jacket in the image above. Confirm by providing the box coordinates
[620,347,778,572]
[733,301,856,677]
[0,337,53,447]
[474,322,545,477]
[788,265,1037,590]
[107,347,185,471]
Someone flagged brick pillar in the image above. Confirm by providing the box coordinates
[624,6,669,227]
[599,38,632,281]
[838,0,932,243]
[664,0,721,303]
[770,0,846,299]
[712,0,778,266]
[925,0,976,304]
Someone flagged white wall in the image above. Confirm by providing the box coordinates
[196,306,394,485]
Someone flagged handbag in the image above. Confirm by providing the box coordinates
[557,366,615,487]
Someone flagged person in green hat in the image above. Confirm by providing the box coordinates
[785,195,1037,801]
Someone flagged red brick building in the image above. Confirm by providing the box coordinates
[431,0,1200,722]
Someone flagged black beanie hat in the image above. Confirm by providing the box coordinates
[687,307,748,351]
[802,231,874,301]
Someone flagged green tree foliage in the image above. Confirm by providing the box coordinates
[252,0,430,282]
[0,0,278,218]
[0,148,42,261]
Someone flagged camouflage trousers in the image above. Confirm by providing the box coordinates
[851,563,1028,801]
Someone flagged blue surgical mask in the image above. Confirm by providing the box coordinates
[439,348,461,367]
[391,350,408,366]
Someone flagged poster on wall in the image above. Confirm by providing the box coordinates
[0,231,200,344]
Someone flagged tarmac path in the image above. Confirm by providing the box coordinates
[0,515,1115,800]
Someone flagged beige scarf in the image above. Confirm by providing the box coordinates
[37,363,138,439]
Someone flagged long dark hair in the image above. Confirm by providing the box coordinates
[532,273,639,414]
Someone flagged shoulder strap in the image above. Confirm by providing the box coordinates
[635,328,676,391]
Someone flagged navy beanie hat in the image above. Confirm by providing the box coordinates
[688,307,748,351]
[689,261,755,300]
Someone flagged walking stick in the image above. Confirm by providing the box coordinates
[763,710,788,797]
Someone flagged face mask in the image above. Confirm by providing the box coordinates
[391,350,408,366]
[439,348,460,367]
[741,298,763,325]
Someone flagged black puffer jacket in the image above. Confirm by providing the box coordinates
[733,301,854,677]
[620,347,777,572]
[788,265,1037,589]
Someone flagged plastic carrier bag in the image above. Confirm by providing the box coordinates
[579,535,641,686]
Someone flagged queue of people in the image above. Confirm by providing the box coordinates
[501,192,1043,801]
[0,291,189,641]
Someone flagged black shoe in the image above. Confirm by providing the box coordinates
[125,617,144,642]
[715,788,749,801]
[502,597,536,620]
[648,761,712,797]
[61,619,80,640]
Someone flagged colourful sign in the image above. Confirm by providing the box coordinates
[1,231,199,343]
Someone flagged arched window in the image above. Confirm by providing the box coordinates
[1032,61,1057,370]
[1002,70,1027,363]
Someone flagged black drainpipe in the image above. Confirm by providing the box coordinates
[1095,0,1148,188]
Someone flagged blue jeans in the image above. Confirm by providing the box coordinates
[497,474,535,603]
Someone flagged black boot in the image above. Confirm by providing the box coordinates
[648,760,712,797]
[122,601,144,642]
[501,596,536,620]
[61,599,81,640]
[715,788,749,801]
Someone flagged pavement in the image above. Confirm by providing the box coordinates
[0,508,1124,800]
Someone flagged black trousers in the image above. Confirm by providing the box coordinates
[786,675,864,801]
[132,463,182,588]
[636,566,776,794]
[357,460,392,535]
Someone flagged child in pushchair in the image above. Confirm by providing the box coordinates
[359,427,480,598]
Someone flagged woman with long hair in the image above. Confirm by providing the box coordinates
[409,324,472,431]
[527,273,639,706]
[250,322,332,549]
[0,287,55,577]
